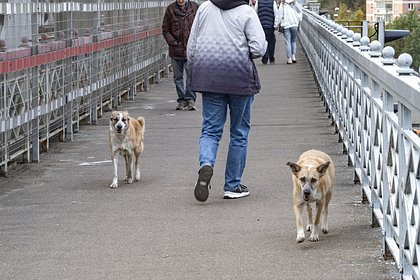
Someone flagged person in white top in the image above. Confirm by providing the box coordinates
[277,0,303,64]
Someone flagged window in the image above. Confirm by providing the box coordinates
[408,3,414,10]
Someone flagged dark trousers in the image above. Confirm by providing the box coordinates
[262,27,276,63]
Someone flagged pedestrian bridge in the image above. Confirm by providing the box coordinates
[0,3,419,279]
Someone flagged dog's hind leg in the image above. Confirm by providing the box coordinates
[306,204,314,232]
[309,202,324,242]
[134,152,141,181]
[110,155,119,188]
[294,204,306,243]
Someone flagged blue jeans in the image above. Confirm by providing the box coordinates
[172,58,196,102]
[283,27,298,58]
[199,92,254,192]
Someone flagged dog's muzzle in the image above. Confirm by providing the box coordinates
[303,189,311,201]
[116,124,123,133]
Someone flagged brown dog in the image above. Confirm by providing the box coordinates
[109,111,145,188]
[287,149,335,243]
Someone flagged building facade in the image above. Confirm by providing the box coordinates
[366,0,420,22]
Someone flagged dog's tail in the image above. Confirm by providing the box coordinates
[137,116,145,137]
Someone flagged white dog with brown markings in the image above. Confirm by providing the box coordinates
[109,110,145,188]
[287,149,335,243]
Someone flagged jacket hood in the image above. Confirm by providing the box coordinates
[210,0,248,10]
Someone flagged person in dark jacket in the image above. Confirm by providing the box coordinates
[254,0,279,64]
[162,0,199,110]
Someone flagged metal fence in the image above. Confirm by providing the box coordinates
[0,0,173,174]
[300,9,420,279]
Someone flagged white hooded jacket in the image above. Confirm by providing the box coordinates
[278,0,303,29]
[187,0,267,95]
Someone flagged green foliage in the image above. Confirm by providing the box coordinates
[353,9,364,22]
[337,3,349,21]
[320,0,365,18]
[319,0,366,15]
[386,11,420,70]
[332,4,365,33]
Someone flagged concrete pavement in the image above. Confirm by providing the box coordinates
[0,39,400,279]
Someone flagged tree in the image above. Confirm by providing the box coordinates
[319,0,365,17]
[337,3,349,21]
[352,9,365,22]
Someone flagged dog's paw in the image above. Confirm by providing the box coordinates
[296,232,305,243]
[296,237,305,243]
[309,234,320,242]
[322,227,329,234]
[127,177,133,184]
[110,178,118,188]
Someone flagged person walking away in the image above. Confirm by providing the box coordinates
[277,0,302,64]
[187,0,267,201]
[162,0,199,110]
[253,0,279,64]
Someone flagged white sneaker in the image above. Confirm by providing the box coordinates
[287,58,292,64]
[223,185,250,199]
[292,54,297,63]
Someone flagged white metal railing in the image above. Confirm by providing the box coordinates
[299,9,420,280]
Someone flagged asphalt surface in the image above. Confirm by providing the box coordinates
[0,39,401,279]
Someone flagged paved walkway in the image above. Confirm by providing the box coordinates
[0,40,400,279]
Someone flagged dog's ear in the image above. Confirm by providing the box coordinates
[317,161,330,177]
[287,162,301,175]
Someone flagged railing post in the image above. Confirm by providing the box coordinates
[30,9,40,162]
[378,21,385,48]
[64,10,74,142]
[362,20,369,38]
[398,103,411,278]
[381,91,393,259]
[90,6,100,126]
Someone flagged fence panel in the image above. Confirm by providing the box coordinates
[0,1,173,174]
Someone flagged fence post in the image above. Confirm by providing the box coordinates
[377,21,385,48]
[362,20,369,38]
[30,11,40,162]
